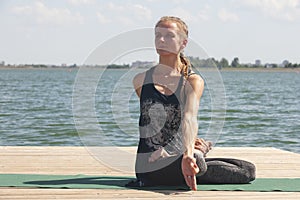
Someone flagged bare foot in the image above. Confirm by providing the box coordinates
[194,138,212,156]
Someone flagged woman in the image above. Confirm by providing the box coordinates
[127,16,255,191]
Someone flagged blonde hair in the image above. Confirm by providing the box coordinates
[155,16,191,78]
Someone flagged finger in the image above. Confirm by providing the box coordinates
[184,175,197,191]
[201,139,212,149]
[194,145,202,151]
[148,150,160,162]
[195,139,203,145]
[190,158,199,174]
[207,141,212,149]
[191,176,197,191]
[195,146,205,153]
[200,139,208,147]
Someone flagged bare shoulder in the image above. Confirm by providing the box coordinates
[133,72,146,88]
[186,73,204,88]
[132,72,146,97]
[185,73,204,99]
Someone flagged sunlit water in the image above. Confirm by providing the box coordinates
[0,68,299,153]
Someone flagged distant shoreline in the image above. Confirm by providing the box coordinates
[1,66,299,73]
[218,67,300,73]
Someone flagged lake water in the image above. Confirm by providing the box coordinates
[0,68,299,153]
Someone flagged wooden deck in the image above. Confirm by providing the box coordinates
[0,146,299,199]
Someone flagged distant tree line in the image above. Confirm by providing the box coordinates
[106,64,130,69]
[1,57,299,69]
[0,63,130,69]
[1,64,78,68]
[188,56,300,69]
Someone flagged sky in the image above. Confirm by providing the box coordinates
[0,0,299,65]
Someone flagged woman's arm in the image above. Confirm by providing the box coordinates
[132,72,146,98]
[181,74,204,190]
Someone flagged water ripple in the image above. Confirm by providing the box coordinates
[0,69,299,153]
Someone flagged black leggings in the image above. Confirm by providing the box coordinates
[196,157,256,184]
[134,155,256,186]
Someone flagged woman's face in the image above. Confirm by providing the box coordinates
[155,21,187,56]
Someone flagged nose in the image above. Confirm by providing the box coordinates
[157,36,165,43]
[159,36,166,43]
[159,37,164,43]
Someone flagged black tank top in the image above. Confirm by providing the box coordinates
[135,66,198,184]
[137,66,184,156]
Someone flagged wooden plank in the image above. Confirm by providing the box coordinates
[0,189,300,200]
[0,146,299,199]
[1,146,299,177]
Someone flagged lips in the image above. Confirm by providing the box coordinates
[156,47,176,54]
[157,46,168,50]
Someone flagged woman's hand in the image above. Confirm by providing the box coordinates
[181,154,199,191]
[148,147,170,162]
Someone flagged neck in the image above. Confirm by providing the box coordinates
[157,55,182,76]
[158,55,181,72]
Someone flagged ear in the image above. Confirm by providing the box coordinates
[181,39,188,50]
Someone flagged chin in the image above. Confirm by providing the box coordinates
[156,49,176,56]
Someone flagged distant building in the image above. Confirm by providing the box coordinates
[265,63,277,68]
[265,63,272,68]
[131,61,157,68]
[255,59,262,66]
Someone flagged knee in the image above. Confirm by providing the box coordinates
[247,162,256,182]
[239,161,256,183]
[194,151,207,176]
